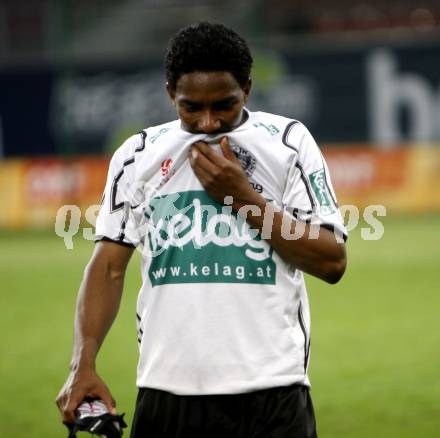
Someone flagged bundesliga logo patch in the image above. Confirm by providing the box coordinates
[158,158,176,188]
[161,158,172,176]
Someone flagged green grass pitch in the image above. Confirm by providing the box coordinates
[1,215,439,437]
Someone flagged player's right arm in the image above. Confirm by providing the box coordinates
[56,133,143,424]
[56,240,134,424]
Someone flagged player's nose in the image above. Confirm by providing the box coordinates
[198,111,221,134]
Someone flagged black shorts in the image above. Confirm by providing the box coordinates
[130,384,317,438]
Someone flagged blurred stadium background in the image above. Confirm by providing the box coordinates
[0,1,439,437]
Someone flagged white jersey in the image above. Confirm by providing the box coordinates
[96,109,347,395]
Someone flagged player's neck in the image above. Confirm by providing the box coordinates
[237,108,249,127]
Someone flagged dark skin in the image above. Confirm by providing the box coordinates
[169,71,346,283]
[56,241,134,423]
[167,71,251,134]
[56,70,346,425]
[188,139,346,283]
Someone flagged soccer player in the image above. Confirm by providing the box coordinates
[56,22,347,438]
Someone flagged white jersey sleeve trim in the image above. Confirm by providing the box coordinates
[95,131,148,247]
[281,122,347,240]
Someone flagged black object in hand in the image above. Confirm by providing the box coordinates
[66,398,127,438]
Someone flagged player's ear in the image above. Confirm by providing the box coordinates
[166,82,176,102]
[243,78,252,103]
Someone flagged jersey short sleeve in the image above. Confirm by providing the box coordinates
[95,135,143,247]
[282,122,347,241]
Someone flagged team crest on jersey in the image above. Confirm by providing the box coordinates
[231,145,257,177]
[230,144,263,193]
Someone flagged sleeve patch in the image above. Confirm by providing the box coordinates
[308,168,336,215]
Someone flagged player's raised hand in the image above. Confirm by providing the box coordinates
[56,367,116,425]
[189,136,260,209]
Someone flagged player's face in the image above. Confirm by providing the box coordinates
[167,71,251,134]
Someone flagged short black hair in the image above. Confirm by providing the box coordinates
[165,22,253,91]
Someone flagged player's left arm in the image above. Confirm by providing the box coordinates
[189,138,346,284]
